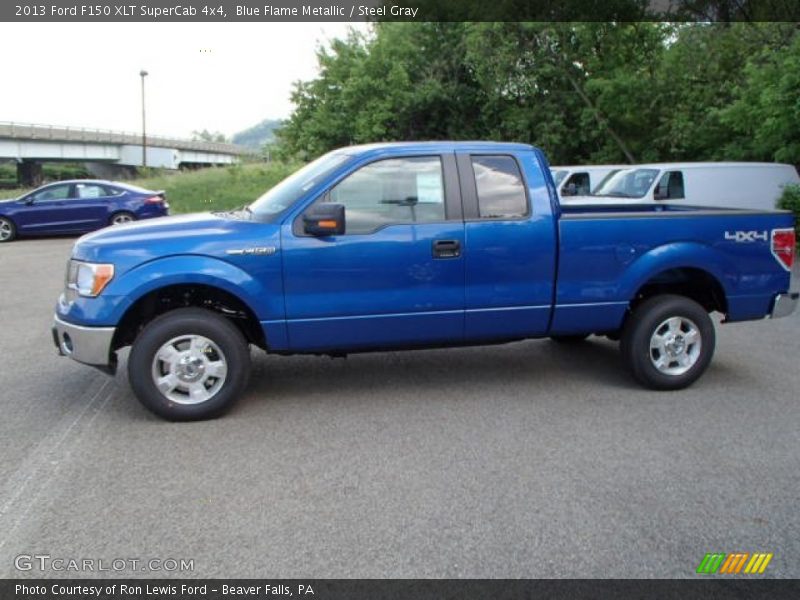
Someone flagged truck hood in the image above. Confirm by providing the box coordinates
[72,213,281,270]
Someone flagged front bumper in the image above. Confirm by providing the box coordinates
[52,315,115,366]
[770,292,799,319]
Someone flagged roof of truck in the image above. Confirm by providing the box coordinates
[341,141,536,155]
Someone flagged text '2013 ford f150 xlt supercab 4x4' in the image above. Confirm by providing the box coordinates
[52,142,798,420]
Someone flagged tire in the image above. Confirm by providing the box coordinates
[128,308,251,421]
[550,334,590,343]
[621,294,715,390]
[0,217,16,242]
[110,211,136,226]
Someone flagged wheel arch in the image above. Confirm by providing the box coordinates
[111,282,267,355]
[631,266,728,315]
[623,242,734,316]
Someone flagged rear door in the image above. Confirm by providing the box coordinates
[281,153,466,351]
[457,151,557,340]
[70,182,115,229]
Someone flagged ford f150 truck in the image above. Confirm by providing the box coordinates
[52,142,798,420]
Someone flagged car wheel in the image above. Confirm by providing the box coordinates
[110,211,136,226]
[550,334,590,343]
[621,294,715,390]
[0,217,16,242]
[128,308,251,421]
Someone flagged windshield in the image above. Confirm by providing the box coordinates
[551,170,568,186]
[593,168,659,198]
[249,151,351,219]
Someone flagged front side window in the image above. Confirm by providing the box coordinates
[325,156,445,234]
[654,171,685,200]
[30,184,71,202]
[471,155,527,218]
[562,172,590,196]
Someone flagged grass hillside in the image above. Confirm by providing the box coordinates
[134,163,297,213]
[0,162,298,214]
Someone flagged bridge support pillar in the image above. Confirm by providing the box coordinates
[17,160,43,187]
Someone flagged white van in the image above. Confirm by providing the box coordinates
[550,165,627,197]
[563,162,800,210]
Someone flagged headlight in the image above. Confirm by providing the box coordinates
[66,260,115,297]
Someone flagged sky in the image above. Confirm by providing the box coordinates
[0,22,370,139]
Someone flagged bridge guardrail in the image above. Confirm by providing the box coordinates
[0,121,249,155]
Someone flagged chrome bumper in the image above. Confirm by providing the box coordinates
[771,292,799,319]
[52,315,115,366]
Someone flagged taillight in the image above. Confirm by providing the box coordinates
[144,195,163,204]
[771,228,796,271]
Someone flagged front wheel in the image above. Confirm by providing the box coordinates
[621,294,715,390]
[128,308,251,420]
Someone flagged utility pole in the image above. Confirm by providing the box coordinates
[140,69,148,168]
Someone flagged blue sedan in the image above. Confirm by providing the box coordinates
[0,179,169,242]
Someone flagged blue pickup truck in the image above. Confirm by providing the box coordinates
[52,142,798,420]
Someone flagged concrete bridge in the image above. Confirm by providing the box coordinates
[0,122,249,185]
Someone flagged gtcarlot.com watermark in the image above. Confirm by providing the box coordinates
[14,554,194,573]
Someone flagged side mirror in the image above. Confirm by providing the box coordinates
[303,203,345,236]
[653,189,666,201]
[563,183,577,196]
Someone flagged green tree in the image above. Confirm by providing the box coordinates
[717,28,800,165]
[192,129,228,143]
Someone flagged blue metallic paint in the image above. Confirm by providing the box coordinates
[0,180,168,237]
[55,142,795,356]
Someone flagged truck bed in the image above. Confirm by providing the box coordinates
[552,203,795,334]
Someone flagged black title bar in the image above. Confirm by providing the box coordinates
[3,0,800,22]
[4,579,800,600]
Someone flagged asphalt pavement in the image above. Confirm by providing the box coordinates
[0,236,798,578]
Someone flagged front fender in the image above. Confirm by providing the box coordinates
[59,255,282,326]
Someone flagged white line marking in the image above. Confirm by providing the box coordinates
[0,376,114,557]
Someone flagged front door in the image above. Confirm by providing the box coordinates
[16,183,75,234]
[281,154,465,351]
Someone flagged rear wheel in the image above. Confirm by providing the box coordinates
[128,308,251,421]
[0,217,16,242]
[621,294,715,390]
[110,211,135,226]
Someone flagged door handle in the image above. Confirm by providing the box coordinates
[432,239,461,259]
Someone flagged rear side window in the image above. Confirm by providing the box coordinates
[470,155,527,219]
[75,183,107,199]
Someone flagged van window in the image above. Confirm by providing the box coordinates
[654,171,685,200]
[562,172,590,196]
[552,170,568,186]
[594,168,659,199]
